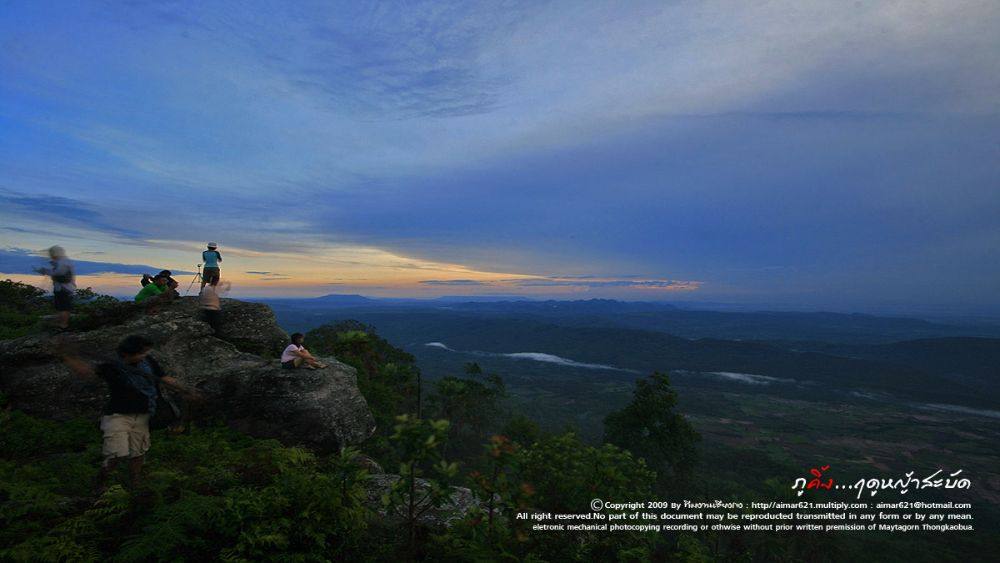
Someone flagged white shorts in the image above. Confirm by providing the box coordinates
[100,413,151,465]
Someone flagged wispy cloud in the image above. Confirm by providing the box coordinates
[419,279,488,286]
[1,1,998,308]
[512,279,700,290]
[0,189,143,239]
[0,249,194,276]
[417,276,701,291]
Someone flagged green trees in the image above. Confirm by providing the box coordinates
[0,279,50,338]
[305,321,421,462]
[0,280,133,337]
[305,321,510,470]
[500,414,540,448]
[383,415,458,559]
[0,287,705,560]
[442,431,660,562]
[603,372,700,495]
[425,362,507,461]
[0,409,374,562]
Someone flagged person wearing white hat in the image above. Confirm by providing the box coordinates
[200,242,222,292]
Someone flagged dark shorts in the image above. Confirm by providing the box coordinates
[282,360,298,369]
[203,267,220,284]
[202,309,222,331]
[53,289,74,311]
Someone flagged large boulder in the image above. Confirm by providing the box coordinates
[0,297,375,451]
[168,298,290,357]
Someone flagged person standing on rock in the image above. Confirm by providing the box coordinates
[34,245,75,330]
[61,335,201,491]
[199,277,230,333]
[281,332,328,369]
[200,242,222,292]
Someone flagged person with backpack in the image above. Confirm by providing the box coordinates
[201,242,222,292]
[34,245,75,330]
[61,335,201,490]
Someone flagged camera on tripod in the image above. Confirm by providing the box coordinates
[185,264,203,295]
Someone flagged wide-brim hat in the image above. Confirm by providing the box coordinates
[207,242,218,249]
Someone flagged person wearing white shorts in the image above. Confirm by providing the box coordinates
[62,335,201,490]
[100,413,151,463]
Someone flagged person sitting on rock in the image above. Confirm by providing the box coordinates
[281,333,328,370]
[61,335,201,491]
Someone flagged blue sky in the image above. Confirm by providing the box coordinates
[1,1,998,311]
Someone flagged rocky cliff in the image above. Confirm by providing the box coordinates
[0,297,376,451]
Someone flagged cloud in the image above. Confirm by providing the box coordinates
[416,276,701,291]
[0,189,144,240]
[419,279,488,286]
[512,279,700,289]
[1,1,998,308]
[0,249,194,276]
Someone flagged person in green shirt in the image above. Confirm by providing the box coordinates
[135,275,173,313]
[135,276,166,303]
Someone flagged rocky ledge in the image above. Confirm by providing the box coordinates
[0,297,376,451]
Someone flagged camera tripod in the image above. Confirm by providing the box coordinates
[184,264,203,296]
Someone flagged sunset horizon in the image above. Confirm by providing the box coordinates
[3,1,998,311]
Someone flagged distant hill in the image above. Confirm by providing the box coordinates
[430,295,534,303]
[804,337,1000,384]
[262,296,1000,344]
[442,298,678,313]
[258,294,377,308]
[268,307,998,409]
[440,305,1000,344]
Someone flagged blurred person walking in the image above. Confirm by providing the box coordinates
[61,335,201,490]
[34,245,75,330]
[199,278,230,333]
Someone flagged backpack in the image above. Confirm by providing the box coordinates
[146,356,181,430]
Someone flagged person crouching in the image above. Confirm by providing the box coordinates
[134,274,174,313]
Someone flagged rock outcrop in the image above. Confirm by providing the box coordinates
[365,474,481,528]
[0,297,375,451]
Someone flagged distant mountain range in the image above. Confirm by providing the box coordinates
[260,297,1000,410]
[256,295,1000,344]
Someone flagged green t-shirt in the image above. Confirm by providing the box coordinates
[135,283,164,303]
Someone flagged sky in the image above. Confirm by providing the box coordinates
[1,1,998,312]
